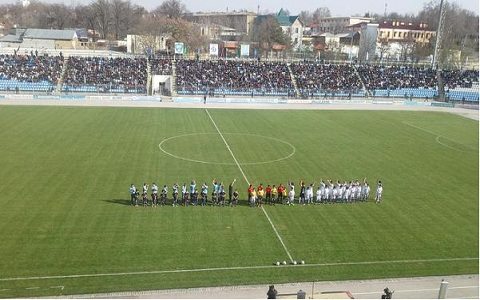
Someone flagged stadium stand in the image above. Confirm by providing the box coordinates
[150,58,173,75]
[1,54,477,101]
[62,57,147,93]
[290,62,365,97]
[0,54,62,92]
[357,65,438,90]
[176,59,295,96]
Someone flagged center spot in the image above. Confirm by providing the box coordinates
[159,133,295,165]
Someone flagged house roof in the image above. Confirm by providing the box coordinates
[23,28,77,40]
[0,34,22,43]
[276,8,301,27]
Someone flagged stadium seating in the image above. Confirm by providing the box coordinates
[63,57,147,94]
[290,63,364,97]
[150,58,173,75]
[176,59,294,96]
[0,54,62,92]
[0,53,477,100]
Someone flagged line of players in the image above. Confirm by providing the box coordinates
[247,179,383,206]
[129,179,383,207]
[129,179,239,207]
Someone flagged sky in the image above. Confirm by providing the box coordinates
[6,0,480,15]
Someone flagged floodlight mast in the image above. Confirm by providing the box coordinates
[432,0,447,70]
[433,0,447,101]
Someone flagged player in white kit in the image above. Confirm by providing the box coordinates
[316,186,322,204]
[375,181,383,203]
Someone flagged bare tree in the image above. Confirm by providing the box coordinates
[153,0,186,19]
[43,4,71,29]
[377,38,391,61]
[418,0,479,68]
[312,7,331,23]
[299,10,313,25]
[250,15,291,57]
[91,0,111,39]
[74,5,97,40]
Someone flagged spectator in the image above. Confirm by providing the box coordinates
[267,285,277,299]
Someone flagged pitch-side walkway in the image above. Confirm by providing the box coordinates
[0,98,478,121]
[60,274,478,299]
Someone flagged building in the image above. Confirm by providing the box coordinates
[377,20,435,44]
[186,11,257,36]
[312,32,360,59]
[0,28,88,49]
[276,9,303,49]
[313,17,373,35]
[126,34,170,55]
[0,28,25,47]
[197,23,243,41]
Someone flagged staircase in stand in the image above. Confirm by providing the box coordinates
[287,63,300,98]
[171,59,177,97]
[146,59,152,95]
[55,56,69,94]
[353,64,371,97]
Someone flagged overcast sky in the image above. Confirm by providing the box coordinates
[7,0,480,15]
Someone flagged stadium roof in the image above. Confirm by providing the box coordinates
[23,28,77,40]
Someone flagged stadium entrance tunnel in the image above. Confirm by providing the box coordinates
[158,133,296,165]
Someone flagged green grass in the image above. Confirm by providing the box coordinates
[0,106,477,297]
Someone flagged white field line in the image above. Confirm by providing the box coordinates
[402,121,476,151]
[204,108,294,263]
[0,258,476,282]
[352,285,479,295]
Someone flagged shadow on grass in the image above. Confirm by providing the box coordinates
[103,199,132,206]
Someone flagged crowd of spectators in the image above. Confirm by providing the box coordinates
[150,58,173,75]
[64,57,147,93]
[441,69,479,89]
[1,54,477,96]
[357,65,479,92]
[290,63,364,97]
[357,65,438,90]
[176,59,294,95]
[0,54,63,84]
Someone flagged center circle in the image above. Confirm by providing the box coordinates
[158,133,296,165]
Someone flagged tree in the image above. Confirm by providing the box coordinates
[91,0,111,39]
[312,7,331,23]
[74,4,97,40]
[135,13,206,54]
[298,10,313,25]
[250,15,291,57]
[377,38,391,61]
[153,0,186,19]
[43,4,71,29]
[110,0,144,40]
[417,0,479,68]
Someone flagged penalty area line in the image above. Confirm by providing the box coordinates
[204,108,294,263]
[0,258,477,282]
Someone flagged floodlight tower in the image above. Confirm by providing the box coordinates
[432,0,447,69]
[433,0,447,101]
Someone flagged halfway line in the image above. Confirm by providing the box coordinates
[205,108,294,263]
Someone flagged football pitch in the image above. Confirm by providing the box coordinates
[0,105,478,297]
